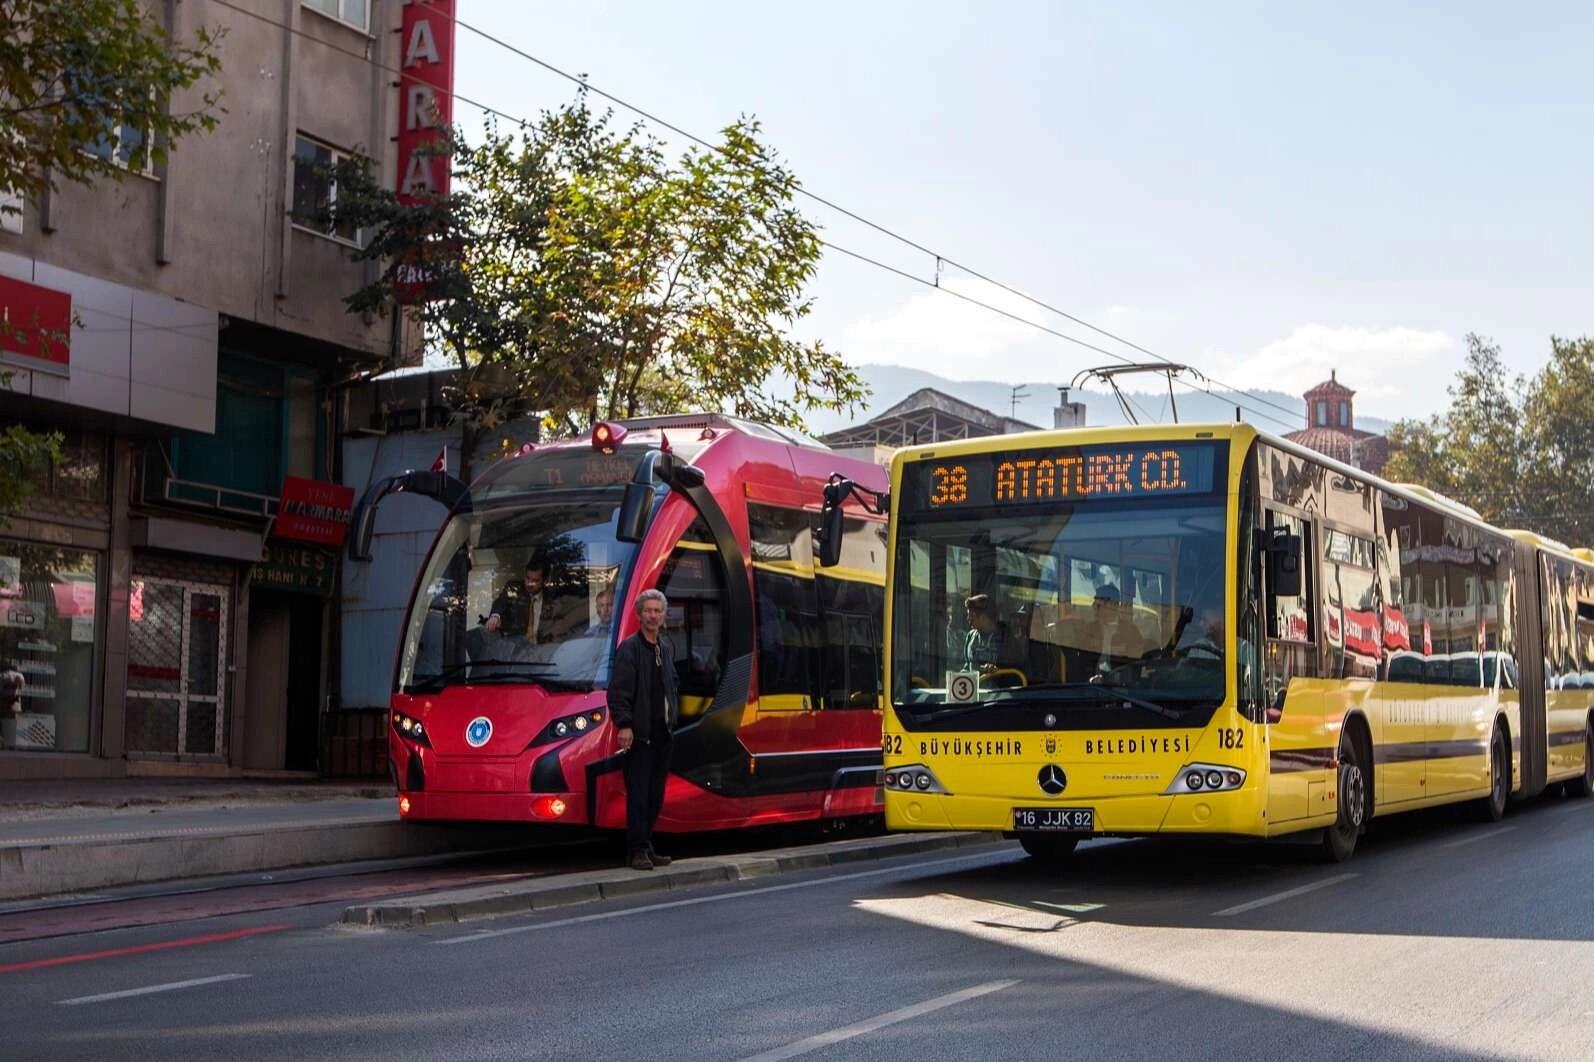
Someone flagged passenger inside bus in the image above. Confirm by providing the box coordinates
[1089,585,1146,677]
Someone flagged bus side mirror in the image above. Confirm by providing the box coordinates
[1268,530,1302,597]
[616,482,654,543]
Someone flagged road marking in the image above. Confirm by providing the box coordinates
[1558,798,1594,813]
[1213,873,1357,917]
[1440,826,1516,848]
[56,973,251,1006]
[0,924,289,974]
[433,850,1010,946]
[735,979,1020,1061]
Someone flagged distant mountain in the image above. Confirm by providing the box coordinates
[805,364,1390,437]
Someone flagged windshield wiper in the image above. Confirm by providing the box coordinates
[956,681,1189,720]
[405,660,558,693]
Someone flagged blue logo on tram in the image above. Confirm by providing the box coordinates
[466,716,493,748]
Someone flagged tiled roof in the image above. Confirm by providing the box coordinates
[1283,426,1389,474]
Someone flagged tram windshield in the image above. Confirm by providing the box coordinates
[397,493,644,694]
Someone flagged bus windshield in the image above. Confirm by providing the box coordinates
[891,490,1230,726]
[396,492,644,694]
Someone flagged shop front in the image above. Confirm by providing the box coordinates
[0,542,101,754]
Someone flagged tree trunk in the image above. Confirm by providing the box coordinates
[458,422,479,487]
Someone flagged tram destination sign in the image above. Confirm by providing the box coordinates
[910,441,1220,512]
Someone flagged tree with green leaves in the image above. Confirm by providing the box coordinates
[1520,336,1594,546]
[329,93,866,483]
[0,0,223,520]
[1386,333,1594,546]
[1384,334,1524,524]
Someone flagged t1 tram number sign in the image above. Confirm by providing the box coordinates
[914,442,1219,512]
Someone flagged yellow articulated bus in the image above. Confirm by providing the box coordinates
[818,422,1594,863]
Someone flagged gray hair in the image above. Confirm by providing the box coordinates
[634,588,668,615]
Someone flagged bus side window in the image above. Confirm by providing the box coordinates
[655,517,729,719]
[1263,508,1318,718]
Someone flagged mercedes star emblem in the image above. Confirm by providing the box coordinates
[1037,764,1068,796]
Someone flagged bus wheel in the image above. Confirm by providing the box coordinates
[1568,725,1594,799]
[1476,725,1509,822]
[1019,834,1079,864]
[1322,731,1367,863]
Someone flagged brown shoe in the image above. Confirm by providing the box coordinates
[649,851,672,867]
[628,851,654,871]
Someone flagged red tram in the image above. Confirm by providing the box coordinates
[351,414,889,832]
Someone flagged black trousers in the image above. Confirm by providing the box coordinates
[623,733,672,854]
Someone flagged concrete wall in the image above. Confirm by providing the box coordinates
[0,253,217,432]
[0,0,403,362]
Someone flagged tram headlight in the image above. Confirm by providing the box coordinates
[531,708,611,746]
[391,711,431,748]
[1167,763,1247,795]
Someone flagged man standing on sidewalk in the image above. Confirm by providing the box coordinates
[608,588,679,870]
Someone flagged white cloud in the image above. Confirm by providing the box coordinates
[840,276,1050,378]
[1210,324,1455,408]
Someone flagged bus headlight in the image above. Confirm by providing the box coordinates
[883,765,948,794]
[1167,763,1246,794]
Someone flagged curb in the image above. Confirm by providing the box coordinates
[341,830,1005,929]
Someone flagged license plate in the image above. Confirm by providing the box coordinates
[1013,807,1095,832]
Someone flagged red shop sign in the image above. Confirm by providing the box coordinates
[274,476,356,546]
[397,0,455,208]
[0,275,71,375]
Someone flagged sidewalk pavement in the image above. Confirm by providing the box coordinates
[0,776,522,902]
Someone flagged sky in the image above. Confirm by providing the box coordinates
[446,1,1594,423]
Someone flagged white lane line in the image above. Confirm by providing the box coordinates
[1559,798,1594,813]
[1213,873,1357,917]
[1440,825,1516,848]
[56,973,251,1006]
[736,979,1020,1062]
[433,850,1010,946]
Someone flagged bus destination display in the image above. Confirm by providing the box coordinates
[915,442,1218,511]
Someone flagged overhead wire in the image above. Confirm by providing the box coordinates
[215,0,1303,432]
[424,1,1311,429]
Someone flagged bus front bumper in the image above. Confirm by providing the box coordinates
[885,788,1268,837]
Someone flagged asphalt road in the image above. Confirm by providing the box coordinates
[4,793,1592,1062]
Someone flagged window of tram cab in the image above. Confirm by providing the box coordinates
[748,504,821,709]
[655,517,729,721]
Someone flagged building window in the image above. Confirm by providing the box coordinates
[1315,400,1327,426]
[1338,401,1349,427]
[302,0,369,31]
[0,543,100,754]
[291,135,359,243]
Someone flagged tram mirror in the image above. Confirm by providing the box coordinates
[616,482,654,543]
[1268,530,1302,597]
[818,502,844,568]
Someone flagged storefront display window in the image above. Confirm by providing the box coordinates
[0,542,100,753]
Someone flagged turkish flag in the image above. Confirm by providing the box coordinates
[430,447,447,473]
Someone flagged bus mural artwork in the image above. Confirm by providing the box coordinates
[353,415,888,833]
[821,422,1593,864]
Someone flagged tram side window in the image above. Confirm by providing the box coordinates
[656,520,729,718]
[817,574,884,709]
[749,504,822,708]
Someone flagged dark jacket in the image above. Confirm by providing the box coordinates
[608,632,679,743]
[489,581,582,644]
